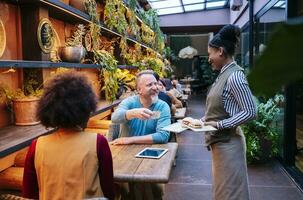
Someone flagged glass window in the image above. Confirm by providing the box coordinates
[148,0,229,16]
[184,3,205,12]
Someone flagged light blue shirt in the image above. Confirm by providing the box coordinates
[111,95,171,143]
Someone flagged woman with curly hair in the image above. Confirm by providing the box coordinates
[203,25,256,200]
[22,72,114,200]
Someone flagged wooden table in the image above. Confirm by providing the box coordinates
[110,143,178,183]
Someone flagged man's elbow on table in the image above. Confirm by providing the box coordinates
[152,131,170,144]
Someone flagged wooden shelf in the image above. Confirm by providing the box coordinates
[0,60,138,69]
[0,60,99,68]
[38,0,91,24]
[0,99,122,158]
[29,0,156,51]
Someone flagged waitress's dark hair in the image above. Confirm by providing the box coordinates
[209,24,241,56]
[37,71,97,129]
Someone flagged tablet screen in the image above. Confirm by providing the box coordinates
[136,148,168,159]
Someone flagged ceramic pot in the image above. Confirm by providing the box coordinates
[60,46,86,63]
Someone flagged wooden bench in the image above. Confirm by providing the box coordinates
[85,119,112,135]
[0,148,27,191]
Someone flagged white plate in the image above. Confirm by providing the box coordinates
[161,122,188,133]
[161,122,217,133]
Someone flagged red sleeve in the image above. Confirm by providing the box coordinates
[97,134,114,200]
[22,140,39,199]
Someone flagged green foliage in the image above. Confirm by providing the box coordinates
[93,49,119,102]
[248,20,303,97]
[84,0,98,23]
[163,47,178,61]
[104,0,128,35]
[66,24,86,47]
[127,0,137,11]
[241,94,284,163]
[199,57,218,87]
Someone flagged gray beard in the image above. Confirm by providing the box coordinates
[151,95,159,104]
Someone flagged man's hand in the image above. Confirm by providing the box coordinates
[204,121,217,128]
[110,137,134,145]
[126,108,153,120]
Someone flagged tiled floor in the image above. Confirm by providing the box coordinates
[163,94,303,200]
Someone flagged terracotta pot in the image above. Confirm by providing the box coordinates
[13,97,40,126]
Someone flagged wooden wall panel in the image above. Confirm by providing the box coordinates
[0,2,22,60]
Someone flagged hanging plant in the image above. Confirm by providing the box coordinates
[141,23,155,46]
[85,22,101,52]
[119,36,128,58]
[84,0,99,23]
[93,49,119,101]
[126,8,140,39]
[140,57,165,77]
[104,0,128,35]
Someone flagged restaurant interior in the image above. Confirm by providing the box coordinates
[0,0,303,199]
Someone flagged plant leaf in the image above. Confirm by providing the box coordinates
[248,20,303,97]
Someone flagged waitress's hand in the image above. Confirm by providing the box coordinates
[204,121,217,128]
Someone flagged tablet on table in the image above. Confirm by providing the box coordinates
[135,147,168,159]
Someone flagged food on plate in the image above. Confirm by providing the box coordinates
[181,117,203,128]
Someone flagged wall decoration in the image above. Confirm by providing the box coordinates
[0,20,6,58]
[37,18,55,53]
[49,28,61,62]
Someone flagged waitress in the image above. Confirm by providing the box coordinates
[203,24,256,200]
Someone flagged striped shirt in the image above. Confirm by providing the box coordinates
[216,62,257,130]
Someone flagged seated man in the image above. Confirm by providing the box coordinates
[111,69,171,145]
[111,70,171,200]
[153,72,174,115]
[158,79,183,109]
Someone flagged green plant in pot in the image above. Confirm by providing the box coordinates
[60,24,86,63]
[241,94,284,163]
[0,79,43,126]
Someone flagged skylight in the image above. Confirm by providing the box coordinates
[273,0,286,8]
[148,0,230,16]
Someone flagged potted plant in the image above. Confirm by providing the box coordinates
[0,80,42,126]
[241,94,284,163]
[60,24,86,63]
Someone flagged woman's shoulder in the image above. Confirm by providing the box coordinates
[228,70,248,86]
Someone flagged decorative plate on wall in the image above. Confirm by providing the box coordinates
[0,20,6,58]
[37,18,55,53]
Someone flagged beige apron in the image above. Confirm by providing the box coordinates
[205,63,250,200]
